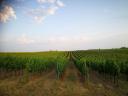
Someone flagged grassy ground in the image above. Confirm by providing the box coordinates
[0,62,128,96]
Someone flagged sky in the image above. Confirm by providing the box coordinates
[0,0,128,52]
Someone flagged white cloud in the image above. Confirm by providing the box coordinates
[48,0,56,3]
[0,5,16,23]
[37,0,47,3]
[18,34,35,45]
[34,16,45,23]
[47,36,92,44]
[27,6,59,23]
[27,0,64,23]
[56,0,64,7]
[37,0,56,4]
[37,0,65,7]
[47,6,58,15]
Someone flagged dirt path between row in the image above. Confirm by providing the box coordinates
[63,56,85,86]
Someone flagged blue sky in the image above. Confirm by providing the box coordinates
[0,0,128,52]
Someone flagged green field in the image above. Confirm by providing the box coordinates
[0,49,128,96]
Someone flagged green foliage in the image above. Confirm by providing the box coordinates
[0,56,27,71]
[0,49,128,83]
[26,57,55,73]
[71,49,128,83]
[56,56,68,79]
[0,51,65,76]
[75,58,89,80]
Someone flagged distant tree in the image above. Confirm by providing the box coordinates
[120,47,128,49]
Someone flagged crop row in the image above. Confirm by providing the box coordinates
[71,50,128,84]
[0,54,68,79]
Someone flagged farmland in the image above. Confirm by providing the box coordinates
[0,49,128,96]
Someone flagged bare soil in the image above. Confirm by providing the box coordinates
[0,61,128,96]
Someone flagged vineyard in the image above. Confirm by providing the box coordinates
[0,49,128,96]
